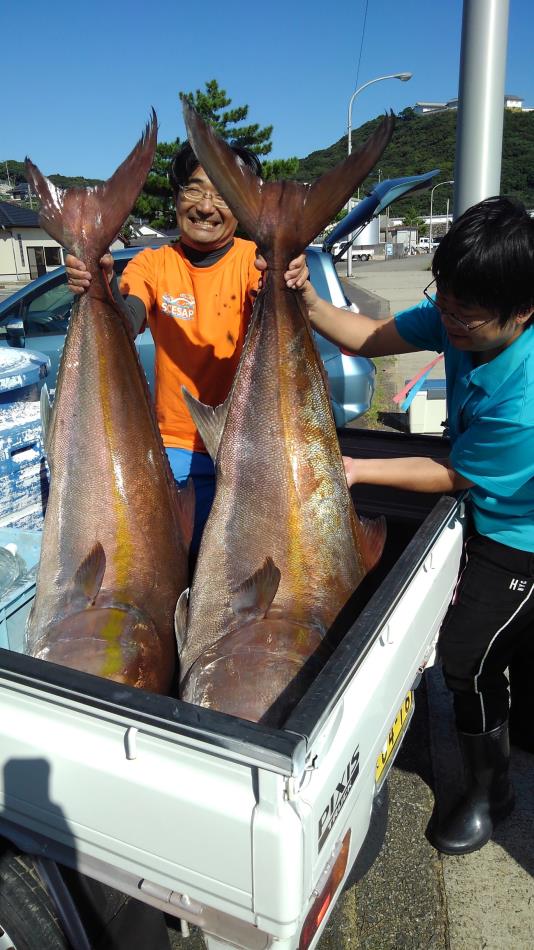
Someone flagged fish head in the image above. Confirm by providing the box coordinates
[181,616,331,727]
[34,605,175,693]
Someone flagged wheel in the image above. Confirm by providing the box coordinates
[0,846,69,950]
[362,254,370,261]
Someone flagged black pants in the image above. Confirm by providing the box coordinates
[438,532,534,734]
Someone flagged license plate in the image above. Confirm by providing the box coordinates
[375,691,414,788]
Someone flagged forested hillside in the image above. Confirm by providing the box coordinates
[293,107,534,217]
[4,106,534,222]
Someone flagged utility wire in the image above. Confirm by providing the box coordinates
[353,0,369,93]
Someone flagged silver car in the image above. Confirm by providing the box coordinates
[0,245,375,426]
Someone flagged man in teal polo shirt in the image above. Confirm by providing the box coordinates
[300,195,534,856]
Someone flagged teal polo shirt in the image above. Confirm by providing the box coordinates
[395,298,534,551]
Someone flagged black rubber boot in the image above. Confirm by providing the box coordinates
[427,721,515,855]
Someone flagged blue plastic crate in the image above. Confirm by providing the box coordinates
[0,349,50,404]
[0,527,41,653]
[0,402,48,526]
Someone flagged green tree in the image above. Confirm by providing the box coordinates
[133,139,181,230]
[261,157,299,181]
[179,79,273,155]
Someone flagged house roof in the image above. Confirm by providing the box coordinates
[0,202,39,228]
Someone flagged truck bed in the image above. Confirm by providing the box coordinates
[0,428,465,949]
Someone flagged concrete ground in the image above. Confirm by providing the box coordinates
[340,255,446,398]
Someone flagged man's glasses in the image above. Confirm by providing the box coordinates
[423,280,497,332]
[179,185,229,210]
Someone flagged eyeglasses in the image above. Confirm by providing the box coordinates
[178,185,229,210]
[423,280,497,332]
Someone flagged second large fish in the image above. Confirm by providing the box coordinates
[176,104,393,725]
[24,114,193,693]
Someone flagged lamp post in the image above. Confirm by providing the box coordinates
[346,71,412,276]
[429,180,454,245]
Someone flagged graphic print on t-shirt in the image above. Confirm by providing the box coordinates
[161,293,195,320]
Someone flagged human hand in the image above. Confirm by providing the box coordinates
[254,252,309,290]
[342,456,359,488]
[65,253,114,294]
[284,253,308,289]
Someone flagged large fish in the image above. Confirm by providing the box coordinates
[176,103,393,725]
[24,114,193,693]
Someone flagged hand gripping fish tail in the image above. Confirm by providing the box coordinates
[183,100,394,263]
[25,109,158,266]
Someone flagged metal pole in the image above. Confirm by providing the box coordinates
[454,0,510,218]
[346,71,412,277]
[429,181,454,244]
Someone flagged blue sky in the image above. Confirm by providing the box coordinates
[3,0,533,179]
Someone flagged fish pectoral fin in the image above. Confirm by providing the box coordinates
[357,515,387,573]
[182,387,229,461]
[73,542,106,605]
[40,383,52,454]
[230,557,281,623]
[174,587,190,651]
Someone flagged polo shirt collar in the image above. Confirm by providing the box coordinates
[465,323,534,395]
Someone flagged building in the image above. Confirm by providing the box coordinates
[0,201,125,284]
[414,94,533,115]
[0,202,64,282]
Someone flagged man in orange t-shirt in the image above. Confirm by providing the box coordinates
[66,141,306,556]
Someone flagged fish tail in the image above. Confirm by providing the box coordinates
[183,101,394,257]
[25,110,157,265]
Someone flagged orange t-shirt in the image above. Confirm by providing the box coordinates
[120,240,260,452]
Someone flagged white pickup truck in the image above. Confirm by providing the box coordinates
[416,238,440,253]
[330,243,374,262]
[0,427,465,950]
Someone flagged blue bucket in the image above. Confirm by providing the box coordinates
[0,349,50,404]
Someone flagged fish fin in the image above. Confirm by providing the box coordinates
[73,542,106,605]
[299,117,394,248]
[177,477,196,551]
[230,557,281,623]
[357,515,387,573]
[174,587,190,652]
[39,383,52,453]
[182,386,229,461]
[25,110,157,264]
[183,100,263,241]
[184,102,394,255]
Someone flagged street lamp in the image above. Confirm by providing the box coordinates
[347,72,412,155]
[346,71,412,276]
[429,180,454,244]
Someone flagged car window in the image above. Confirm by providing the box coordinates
[24,280,75,336]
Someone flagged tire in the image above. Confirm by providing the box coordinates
[0,846,69,950]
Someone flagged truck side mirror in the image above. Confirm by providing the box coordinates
[5,318,26,348]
